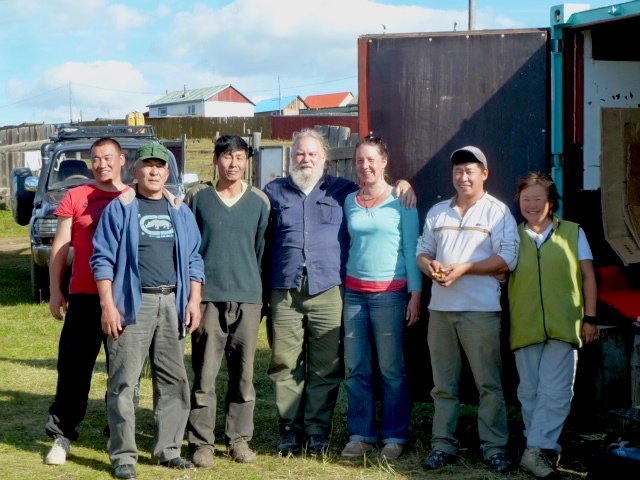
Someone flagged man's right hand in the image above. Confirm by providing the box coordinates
[49,291,67,320]
[101,303,123,339]
[427,260,450,283]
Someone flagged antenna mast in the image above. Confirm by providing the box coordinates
[69,81,73,123]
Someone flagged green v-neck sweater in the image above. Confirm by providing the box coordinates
[186,183,270,303]
[508,215,584,350]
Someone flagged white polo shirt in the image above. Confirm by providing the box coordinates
[417,192,519,312]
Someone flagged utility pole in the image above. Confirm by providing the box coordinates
[278,76,282,115]
[68,81,73,124]
[469,0,476,30]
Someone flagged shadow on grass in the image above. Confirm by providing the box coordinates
[0,356,107,373]
[0,387,164,473]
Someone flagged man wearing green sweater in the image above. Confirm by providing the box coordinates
[184,135,270,467]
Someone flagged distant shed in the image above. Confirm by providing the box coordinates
[254,96,309,116]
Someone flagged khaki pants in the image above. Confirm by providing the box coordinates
[428,309,509,460]
[268,281,343,437]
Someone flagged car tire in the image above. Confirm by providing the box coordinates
[11,167,35,226]
[31,256,50,303]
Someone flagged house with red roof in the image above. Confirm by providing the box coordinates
[304,92,354,109]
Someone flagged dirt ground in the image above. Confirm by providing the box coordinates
[0,237,30,251]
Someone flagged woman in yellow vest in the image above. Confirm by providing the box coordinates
[509,172,598,479]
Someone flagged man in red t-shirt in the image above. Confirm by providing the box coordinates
[45,137,129,466]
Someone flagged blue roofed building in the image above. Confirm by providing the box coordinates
[254,95,309,116]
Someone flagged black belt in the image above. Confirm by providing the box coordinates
[141,285,176,295]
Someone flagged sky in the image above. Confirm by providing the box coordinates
[0,0,613,127]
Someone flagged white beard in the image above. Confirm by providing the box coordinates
[289,157,325,191]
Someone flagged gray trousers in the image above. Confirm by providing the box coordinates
[187,302,261,450]
[106,292,190,467]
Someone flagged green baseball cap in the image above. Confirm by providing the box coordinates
[134,143,169,164]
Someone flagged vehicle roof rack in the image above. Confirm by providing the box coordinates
[53,125,157,141]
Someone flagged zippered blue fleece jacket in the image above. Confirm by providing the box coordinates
[91,187,204,326]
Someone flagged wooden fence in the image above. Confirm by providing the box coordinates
[271,115,359,141]
[0,125,55,201]
[320,125,359,183]
[0,121,360,202]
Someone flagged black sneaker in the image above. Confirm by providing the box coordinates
[278,431,302,454]
[542,449,561,468]
[307,435,329,454]
[422,450,458,470]
[159,457,195,469]
[487,452,513,473]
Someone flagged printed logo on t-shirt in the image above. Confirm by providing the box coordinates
[139,214,174,237]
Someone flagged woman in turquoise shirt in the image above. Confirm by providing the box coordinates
[340,136,421,461]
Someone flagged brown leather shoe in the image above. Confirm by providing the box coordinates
[229,442,257,463]
[341,441,374,457]
[192,448,215,468]
[380,443,403,460]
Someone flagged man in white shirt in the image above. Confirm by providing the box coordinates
[416,146,519,474]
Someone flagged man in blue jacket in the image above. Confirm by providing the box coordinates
[91,143,204,480]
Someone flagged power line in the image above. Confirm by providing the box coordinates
[242,75,357,95]
[0,84,67,110]
[0,83,162,111]
[0,75,359,111]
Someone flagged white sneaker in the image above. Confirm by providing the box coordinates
[45,435,70,465]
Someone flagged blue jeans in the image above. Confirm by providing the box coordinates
[343,288,411,444]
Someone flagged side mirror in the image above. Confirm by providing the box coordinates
[183,172,200,190]
[25,176,39,192]
[11,168,36,226]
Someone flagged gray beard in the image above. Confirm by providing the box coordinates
[289,159,324,191]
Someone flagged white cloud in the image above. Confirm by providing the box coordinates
[17,61,156,123]
[107,4,149,32]
[493,14,526,29]
[0,0,533,125]
[151,0,473,98]
[156,4,173,19]
[44,0,108,33]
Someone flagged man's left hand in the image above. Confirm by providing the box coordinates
[437,263,470,287]
[582,322,599,345]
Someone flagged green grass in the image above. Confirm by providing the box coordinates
[186,138,289,184]
[0,220,637,479]
[0,208,30,239]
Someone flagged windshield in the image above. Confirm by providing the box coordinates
[46,145,178,191]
